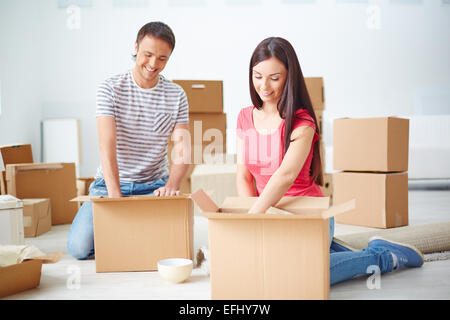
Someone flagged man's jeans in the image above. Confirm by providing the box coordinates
[329,218,395,285]
[67,177,168,260]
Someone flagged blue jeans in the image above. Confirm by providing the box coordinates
[67,177,168,260]
[328,218,395,285]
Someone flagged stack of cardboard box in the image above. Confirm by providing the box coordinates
[172,80,227,193]
[332,117,410,229]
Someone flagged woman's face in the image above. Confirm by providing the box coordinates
[252,56,287,106]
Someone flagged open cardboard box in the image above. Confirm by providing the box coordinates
[72,194,194,273]
[0,249,62,298]
[6,162,78,225]
[191,189,355,300]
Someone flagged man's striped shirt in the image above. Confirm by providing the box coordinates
[95,70,189,184]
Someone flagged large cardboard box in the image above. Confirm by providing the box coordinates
[305,77,324,111]
[23,199,51,238]
[333,171,408,228]
[192,189,355,300]
[190,162,237,216]
[6,163,78,225]
[0,250,62,298]
[333,117,409,172]
[0,195,24,245]
[173,80,223,113]
[73,195,194,272]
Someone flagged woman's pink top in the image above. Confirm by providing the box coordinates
[236,106,323,197]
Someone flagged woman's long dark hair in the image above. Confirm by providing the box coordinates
[249,37,323,186]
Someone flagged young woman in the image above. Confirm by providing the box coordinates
[236,37,424,285]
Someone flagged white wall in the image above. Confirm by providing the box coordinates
[1,0,449,176]
[0,0,43,168]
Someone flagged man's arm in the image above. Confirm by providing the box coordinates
[97,116,122,197]
[154,123,191,196]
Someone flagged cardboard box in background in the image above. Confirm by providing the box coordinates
[0,144,34,167]
[73,195,194,272]
[333,117,409,172]
[320,173,333,205]
[0,170,5,195]
[173,80,223,113]
[0,250,62,298]
[23,199,51,238]
[170,113,227,157]
[314,109,323,135]
[192,189,355,300]
[333,171,408,229]
[190,161,237,216]
[6,163,78,225]
[305,77,324,111]
[168,113,227,193]
[77,177,95,196]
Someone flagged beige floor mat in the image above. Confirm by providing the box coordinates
[334,222,450,261]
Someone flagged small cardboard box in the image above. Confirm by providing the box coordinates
[73,195,194,273]
[305,77,325,111]
[23,199,51,238]
[333,171,408,228]
[0,250,62,298]
[333,117,409,172]
[192,189,355,300]
[6,163,78,225]
[173,80,223,113]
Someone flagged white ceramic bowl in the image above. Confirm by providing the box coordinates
[157,258,193,284]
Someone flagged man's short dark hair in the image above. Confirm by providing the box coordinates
[132,21,175,60]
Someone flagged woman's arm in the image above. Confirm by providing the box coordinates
[248,125,315,214]
[97,116,122,197]
[236,136,255,197]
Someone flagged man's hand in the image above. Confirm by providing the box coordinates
[153,186,181,197]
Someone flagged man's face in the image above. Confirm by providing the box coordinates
[134,35,172,88]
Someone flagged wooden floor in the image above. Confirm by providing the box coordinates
[4,190,450,300]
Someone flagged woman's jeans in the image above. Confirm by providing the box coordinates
[328,218,395,285]
[67,177,168,260]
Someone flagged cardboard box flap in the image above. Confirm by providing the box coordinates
[26,251,62,264]
[320,199,356,219]
[191,189,220,213]
[6,163,64,173]
[71,194,191,202]
[0,144,33,167]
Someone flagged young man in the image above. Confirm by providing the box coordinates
[67,22,190,260]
